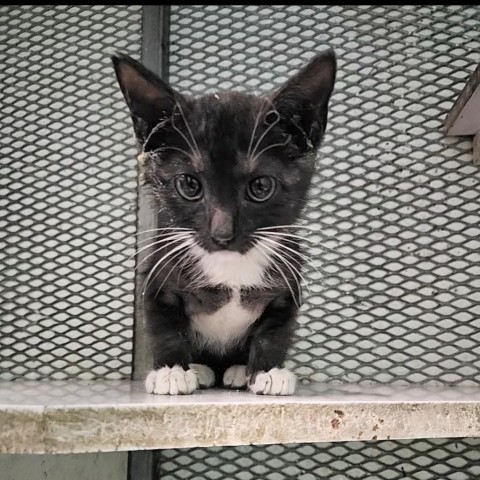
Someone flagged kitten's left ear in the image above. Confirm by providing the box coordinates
[271,49,336,154]
[111,53,184,144]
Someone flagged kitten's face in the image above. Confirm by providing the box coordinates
[140,93,320,254]
[113,52,336,254]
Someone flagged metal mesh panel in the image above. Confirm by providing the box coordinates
[165,5,480,479]
[0,5,142,380]
[159,439,480,480]
[169,4,480,387]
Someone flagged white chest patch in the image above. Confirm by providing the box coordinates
[190,291,262,354]
[188,244,270,353]
[190,244,270,288]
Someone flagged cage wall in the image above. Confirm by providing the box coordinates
[0,5,142,380]
[169,4,480,387]
[160,4,480,479]
[1,5,479,480]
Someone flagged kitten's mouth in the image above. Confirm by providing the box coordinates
[190,244,253,262]
[210,245,248,254]
[198,237,252,255]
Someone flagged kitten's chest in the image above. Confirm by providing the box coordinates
[186,288,265,353]
[183,247,275,353]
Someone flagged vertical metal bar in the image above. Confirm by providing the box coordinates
[141,5,170,80]
[128,5,170,480]
[128,450,156,480]
[132,4,171,384]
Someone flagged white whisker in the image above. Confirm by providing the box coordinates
[171,110,198,160]
[142,238,194,295]
[136,234,192,274]
[176,101,201,155]
[256,230,316,244]
[253,236,303,269]
[251,137,290,163]
[154,245,194,298]
[253,234,310,265]
[134,228,193,243]
[131,227,192,238]
[258,225,344,255]
[255,236,313,295]
[175,101,201,158]
[177,245,198,285]
[247,106,265,159]
[259,224,332,234]
[258,224,318,231]
[256,236,305,273]
[249,109,281,162]
[258,230,341,256]
[255,241,300,308]
[152,146,199,165]
[136,233,187,246]
[257,239,304,302]
[142,117,168,152]
[253,234,325,281]
[130,233,192,262]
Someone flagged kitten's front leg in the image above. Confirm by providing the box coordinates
[247,295,298,396]
[144,294,199,395]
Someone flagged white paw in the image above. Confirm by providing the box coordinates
[145,366,198,395]
[189,363,215,388]
[248,368,296,396]
[223,365,248,388]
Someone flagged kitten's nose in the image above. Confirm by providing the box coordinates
[210,208,234,245]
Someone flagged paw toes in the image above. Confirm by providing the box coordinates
[248,368,296,396]
[223,365,248,388]
[145,366,198,395]
[189,363,215,388]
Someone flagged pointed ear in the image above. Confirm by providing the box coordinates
[271,49,336,154]
[111,53,182,144]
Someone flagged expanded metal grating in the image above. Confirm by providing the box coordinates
[159,439,480,480]
[0,5,142,380]
[164,4,480,480]
[169,4,480,387]
[1,5,480,478]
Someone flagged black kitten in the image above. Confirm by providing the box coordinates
[112,50,336,395]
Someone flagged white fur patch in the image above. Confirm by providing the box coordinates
[190,244,270,288]
[145,366,198,395]
[248,368,296,396]
[189,363,215,388]
[223,365,248,388]
[191,291,262,354]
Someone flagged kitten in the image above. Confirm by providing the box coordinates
[112,50,336,395]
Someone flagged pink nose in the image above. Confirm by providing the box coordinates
[210,208,234,244]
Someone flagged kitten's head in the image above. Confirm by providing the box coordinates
[112,51,336,254]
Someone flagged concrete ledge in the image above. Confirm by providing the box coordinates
[1,381,479,454]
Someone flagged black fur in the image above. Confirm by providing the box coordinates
[112,51,336,391]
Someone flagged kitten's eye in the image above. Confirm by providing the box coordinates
[247,176,276,202]
[175,174,203,201]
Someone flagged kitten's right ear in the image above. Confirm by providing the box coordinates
[271,49,336,154]
[111,53,179,142]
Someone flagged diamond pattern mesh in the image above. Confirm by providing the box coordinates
[0,5,142,380]
[1,5,479,477]
[159,439,480,480]
[169,4,480,387]
[163,4,480,479]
